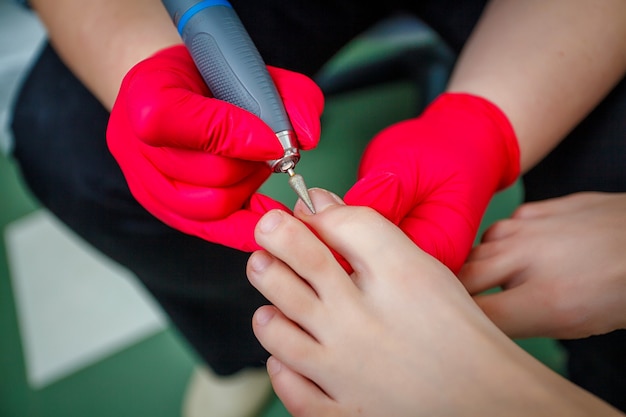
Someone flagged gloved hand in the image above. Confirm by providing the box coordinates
[107,45,324,252]
[344,93,520,273]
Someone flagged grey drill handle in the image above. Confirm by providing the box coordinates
[161,0,300,172]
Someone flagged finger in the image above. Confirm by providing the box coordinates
[134,164,270,220]
[458,242,524,295]
[464,239,503,263]
[247,250,323,334]
[117,192,284,253]
[115,135,271,220]
[458,258,520,296]
[343,173,407,226]
[510,193,599,220]
[479,218,522,243]
[124,59,284,160]
[248,193,292,215]
[131,89,283,160]
[200,196,290,252]
[139,143,262,186]
[269,66,324,151]
[266,356,336,417]
[108,101,273,220]
[193,194,290,252]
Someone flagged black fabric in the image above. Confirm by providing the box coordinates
[229,0,487,74]
[559,332,626,412]
[9,1,626,408]
[523,76,626,198]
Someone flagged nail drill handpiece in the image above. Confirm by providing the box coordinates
[161,0,315,212]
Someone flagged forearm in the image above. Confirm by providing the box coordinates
[30,0,181,110]
[447,0,626,172]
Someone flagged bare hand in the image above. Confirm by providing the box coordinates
[460,192,626,339]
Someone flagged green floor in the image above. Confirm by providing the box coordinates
[1,18,565,416]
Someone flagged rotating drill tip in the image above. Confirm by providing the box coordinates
[287,169,316,214]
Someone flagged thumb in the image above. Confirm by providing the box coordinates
[268,66,324,151]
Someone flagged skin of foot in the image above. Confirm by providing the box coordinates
[246,188,623,417]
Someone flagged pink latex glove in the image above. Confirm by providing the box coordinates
[344,93,520,273]
[107,45,323,252]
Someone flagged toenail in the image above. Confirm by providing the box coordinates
[258,210,283,233]
[249,252,271,272]
[309,188,344,212]
[255,307,276,325]
[267,356,282,376]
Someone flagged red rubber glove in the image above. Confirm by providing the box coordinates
[344,93,520,273]
[107,45,324,252]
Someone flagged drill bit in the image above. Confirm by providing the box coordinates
[287,169,316,214]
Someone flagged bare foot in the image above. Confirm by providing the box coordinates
[247,188,621,417]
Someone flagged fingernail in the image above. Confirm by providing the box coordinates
[258,210,283,233]
[309,188,344,213]
[266,356,282,376]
